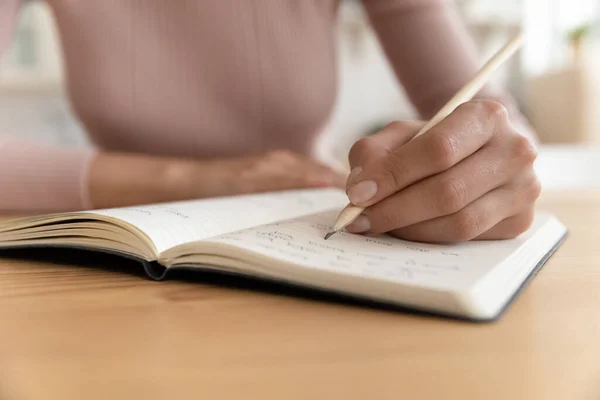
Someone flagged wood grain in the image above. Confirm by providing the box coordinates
[0,190,599,400]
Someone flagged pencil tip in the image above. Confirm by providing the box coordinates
[324,231,336,240]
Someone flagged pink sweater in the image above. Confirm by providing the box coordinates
[0,0,522,212]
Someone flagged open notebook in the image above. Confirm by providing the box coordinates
[0,188,566,321]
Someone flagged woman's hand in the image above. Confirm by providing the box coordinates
[89,149,345,209]
[225,150,346,194]
[344,100,541,243]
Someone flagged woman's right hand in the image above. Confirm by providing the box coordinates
[89,150,346,209]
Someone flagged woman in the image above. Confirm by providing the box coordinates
[0,1,540,242]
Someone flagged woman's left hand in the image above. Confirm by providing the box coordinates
[344,100,541,243]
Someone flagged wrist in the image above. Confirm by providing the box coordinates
[90,152,210,208]
[167,158,240,200]
[160,159,199,200]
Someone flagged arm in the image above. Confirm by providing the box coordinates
[342,1,541,243]
[0,2,343,213]
[89,150,346,210]
[0,140,344,212]
[360,0,536,140]
[87,152,235,209]
[0,1,222,212]
[0,0,95,212]
[0,141,346,213]
[0,139,96,212]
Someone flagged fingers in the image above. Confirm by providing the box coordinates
[346,101,506,208]
[342,99,541,243]
[238,150,347,193]
[385,173,541,243]
[348,121,424,168]
[309,169,347,188]
[357,143,534,233]
[475,208,536,240]
[302,160,346,187]
[295,161,347,189]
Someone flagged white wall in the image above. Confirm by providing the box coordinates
[523,0,599,75]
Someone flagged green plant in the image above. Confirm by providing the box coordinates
[567,22,598,42]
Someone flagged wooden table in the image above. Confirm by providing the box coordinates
[0,190,599,400]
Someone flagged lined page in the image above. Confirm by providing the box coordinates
[205,211,550,290]
[88,189,347,253]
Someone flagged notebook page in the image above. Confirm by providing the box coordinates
[87,189,347,253]
[204,210,547,291]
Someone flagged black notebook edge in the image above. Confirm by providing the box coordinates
[478,228,569,322]
[0,228,568,322]
[0,244,168,280]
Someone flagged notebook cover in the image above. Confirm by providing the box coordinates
[0,244,167,280]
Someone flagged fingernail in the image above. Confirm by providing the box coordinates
[346,215,371,233]
[347,180,378,205]
[346,167,363,187]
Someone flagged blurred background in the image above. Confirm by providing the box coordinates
[0,0,599,187]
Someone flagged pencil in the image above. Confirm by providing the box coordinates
[324,32,524,240]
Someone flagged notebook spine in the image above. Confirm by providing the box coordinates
[141,260,168,281]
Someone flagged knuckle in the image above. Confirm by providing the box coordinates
[506,210,536,238]
[349,137,376,164]
[458,100,509,123]
[386,120,406,131]
[426,133,458,170]
[481,99,510,120]
[267,149,294,161]
[436,177,467,214]
[455,100,481,115]
[381,152,406,189]
[384,120,422,133]
[511,134,538,164]
[452,210,480,241]
[368,208,397,233]
[517,210,536,233]
[525,174,542,202]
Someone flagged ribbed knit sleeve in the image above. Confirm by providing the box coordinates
[0,0,96,212]
[0,0,20,47]
[0,139,96,212]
